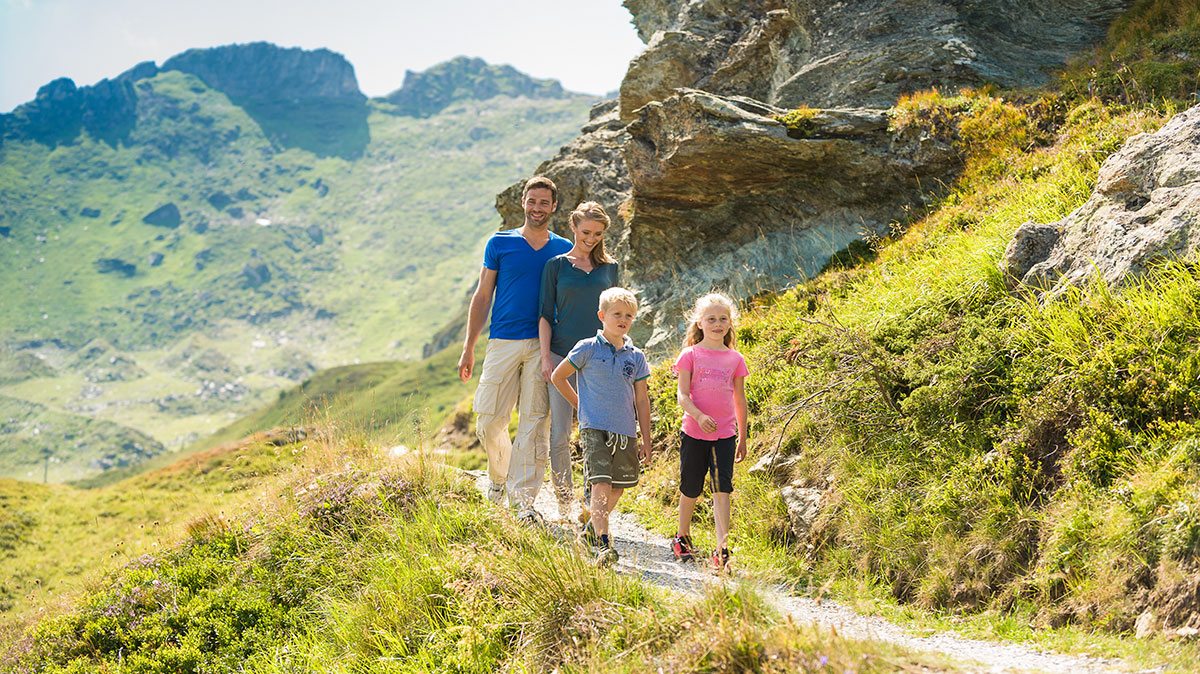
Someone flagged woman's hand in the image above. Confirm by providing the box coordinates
[541,355,555,382]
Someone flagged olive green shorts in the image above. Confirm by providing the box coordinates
[580,428,639,488]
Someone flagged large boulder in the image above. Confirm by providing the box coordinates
[1003,104,1200,292]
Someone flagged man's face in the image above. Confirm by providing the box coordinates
[598,301,637,338]
[523,188,556,227]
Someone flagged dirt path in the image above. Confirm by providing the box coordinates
[470,471,1150,673]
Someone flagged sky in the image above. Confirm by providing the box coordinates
[0,0,647,112]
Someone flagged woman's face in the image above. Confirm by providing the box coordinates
[572,219,606,253]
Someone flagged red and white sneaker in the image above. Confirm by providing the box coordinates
[671,534,696,562]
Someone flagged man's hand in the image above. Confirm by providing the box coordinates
[458,349,475,383]
[735,437,748,463]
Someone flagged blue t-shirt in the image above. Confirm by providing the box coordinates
[483,229,572,340]
[566,331,651,437]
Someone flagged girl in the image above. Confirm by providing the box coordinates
[538,201,619,520]
[672,292,749,570]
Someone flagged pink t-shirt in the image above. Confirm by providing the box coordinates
[675,345,749,441]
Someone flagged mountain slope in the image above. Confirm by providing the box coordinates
[0,44,596,481]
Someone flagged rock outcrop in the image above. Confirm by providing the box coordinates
[1003,104,1200,292]
[0,63,152,146]
[620,0,1131,119]
[385,56,567,118]
[494,0,1132,345]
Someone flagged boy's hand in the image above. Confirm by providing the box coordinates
[698,414,718,434]
[735,437,747,463]
[639,439,652,463]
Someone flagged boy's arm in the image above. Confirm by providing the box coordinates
[550,358,579,409]
[677,370,718,434]
[635,379,652,461]
[734,375,748,462]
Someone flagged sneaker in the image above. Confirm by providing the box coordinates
[671,534,696,562]
[596,544,619,567]
[711,547,731,572]
[580,521,599,548]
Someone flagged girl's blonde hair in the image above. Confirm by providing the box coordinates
[569,201,617,267]
[685,292,739,348]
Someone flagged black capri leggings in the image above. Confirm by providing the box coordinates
[679,432,736,498]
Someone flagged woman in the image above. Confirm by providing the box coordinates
[538,201,620,520]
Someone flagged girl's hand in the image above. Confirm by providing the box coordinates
[698,414,718,434]
[735,437,747,463]
[540,356,555,382]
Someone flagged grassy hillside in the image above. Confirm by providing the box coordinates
[0,64,594,481]
[0,442,948,673]
[623,0,1200,661]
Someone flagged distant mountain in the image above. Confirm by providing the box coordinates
[384,56,567,117]
[0,44,596,482]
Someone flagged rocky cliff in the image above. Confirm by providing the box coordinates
[1003,103,1200,292]
[162,42,365,106]
[495,0,1133,345]
[385,56,567,117]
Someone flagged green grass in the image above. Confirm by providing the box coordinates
[623,3,1200,664]
[1,444,954,673]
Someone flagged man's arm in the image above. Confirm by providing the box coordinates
[458,266,497,382]
[635,379,653,462]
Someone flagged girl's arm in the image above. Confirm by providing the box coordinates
[635,379,653,461]
[677,369,718,434]
[550,358,579,409]
[734,375,748,462]
[539,317,555,381]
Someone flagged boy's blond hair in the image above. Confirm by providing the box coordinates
[599,287,639,313]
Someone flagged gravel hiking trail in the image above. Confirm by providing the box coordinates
[469,471,1155,673]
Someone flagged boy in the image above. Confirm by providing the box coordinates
[550,287,652,565]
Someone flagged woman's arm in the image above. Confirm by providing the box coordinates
[539,317,555,381]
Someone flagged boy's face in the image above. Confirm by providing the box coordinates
[598,301,637,338]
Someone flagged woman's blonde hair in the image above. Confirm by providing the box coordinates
[569,201,616,267]
[684,292,739,348]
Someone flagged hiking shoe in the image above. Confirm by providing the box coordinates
[580,521,599,548]
[487,483,505,505]
[517,508,545,527]
[711,547,731,572]
[596,545,619,567]
[671,534,696,562]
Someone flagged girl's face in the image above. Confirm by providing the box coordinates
[572,219,606,253]
[697,304,731,342]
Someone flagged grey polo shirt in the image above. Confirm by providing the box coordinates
[539,256,619,357]
[566,331,651,438]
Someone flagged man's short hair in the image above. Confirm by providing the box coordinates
[599,287,638,313]
[522,175,558,204]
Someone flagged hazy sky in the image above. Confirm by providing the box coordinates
[0,0,646,112]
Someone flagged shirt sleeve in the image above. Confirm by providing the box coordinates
[674,347,694,373]
[482,235,500,271]
[734,351,749,378]
[539,257,559,323]
[566,339,590,371]
[634,352,652,382]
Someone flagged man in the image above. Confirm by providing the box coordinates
[458,176,572,517]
